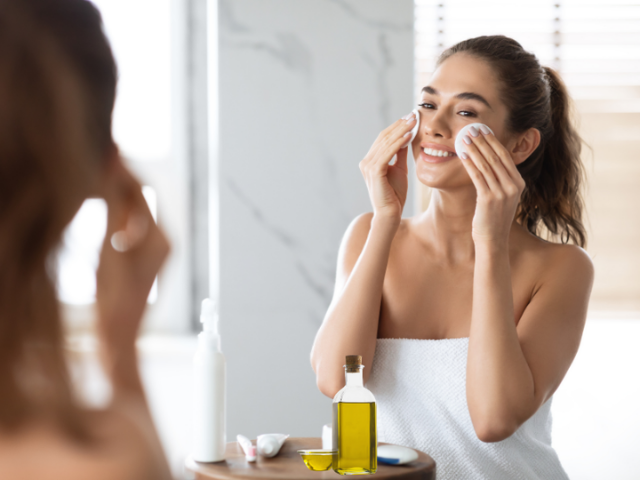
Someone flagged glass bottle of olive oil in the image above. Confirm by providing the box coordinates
[332,355,377,475]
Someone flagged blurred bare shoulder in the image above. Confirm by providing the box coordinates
[0,404,170,480]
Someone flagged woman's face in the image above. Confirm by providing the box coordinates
[411,53,513,190]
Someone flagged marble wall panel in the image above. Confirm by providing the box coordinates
[215,0,414,439]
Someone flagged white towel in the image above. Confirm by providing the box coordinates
[366,338,570,480]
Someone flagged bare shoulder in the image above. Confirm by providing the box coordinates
[548,242,594,277]
[516,228,595,291]
[336,212,374,271]
[0,407,162,480]
[342,212,374,249]
[337,213,411,273]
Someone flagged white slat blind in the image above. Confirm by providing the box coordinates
[416,0,640,106]
[415,1,640,311]
[416,0,557,98]
[563,0,640,112]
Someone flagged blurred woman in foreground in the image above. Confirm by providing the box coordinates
[0,0,172,478]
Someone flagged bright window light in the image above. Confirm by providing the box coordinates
[57,199,107,305]
[91,0,172,161]
[142,186,158,303]
[58,187,159,305]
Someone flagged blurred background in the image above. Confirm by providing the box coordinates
[59,0,640,478]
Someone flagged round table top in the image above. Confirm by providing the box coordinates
[185,437,435,480]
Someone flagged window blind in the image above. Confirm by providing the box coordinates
[563,0,640,112]
[415,0,640,109]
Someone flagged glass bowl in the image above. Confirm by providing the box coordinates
[297,449,337,471]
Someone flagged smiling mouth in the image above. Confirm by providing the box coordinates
[422,147,456,158]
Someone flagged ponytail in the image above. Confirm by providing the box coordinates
[517,67,586,247]
[438,36,587,247]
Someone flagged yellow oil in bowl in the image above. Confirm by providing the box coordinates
[297,449,336,471]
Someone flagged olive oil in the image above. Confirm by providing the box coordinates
[298,450,335,471]
[332,355,377,475]
[333,402,377,475]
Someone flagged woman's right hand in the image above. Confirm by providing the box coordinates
[359,112,416,223]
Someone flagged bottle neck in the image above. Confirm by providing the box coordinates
[198,331,221,352]
[344,367,364,387]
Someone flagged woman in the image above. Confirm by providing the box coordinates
[0,0,172,478]
[311,36,593,479]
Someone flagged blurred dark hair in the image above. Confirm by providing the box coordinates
[438,35,587,247]
[28,0,117,155]
[0,0,116,440]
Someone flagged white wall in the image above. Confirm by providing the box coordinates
[212,0,414,439]
[552,316,640,480]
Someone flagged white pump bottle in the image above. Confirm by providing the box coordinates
[193,298,226,462]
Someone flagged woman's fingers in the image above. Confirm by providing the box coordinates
[467,132,510,187]
[372,120,415,174]
[392,113,417,151]
[459,151,490,195]
[465,129,526,199]
[394,143,409,174]
[462,138,503,194]
[359,112,416,219]
[105,183,147,253]
[471,128,526,190]
[103,157,138,231]
[99,155,169,289]
[363,114,416,170]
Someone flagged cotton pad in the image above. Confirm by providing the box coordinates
[454,123,494,158]
[407,109,420,145]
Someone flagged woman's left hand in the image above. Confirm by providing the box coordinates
[459,125,526,248]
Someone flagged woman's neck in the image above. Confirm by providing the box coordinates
[417,186,479,265]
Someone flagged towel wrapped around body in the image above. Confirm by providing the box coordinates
[366,338,570,480]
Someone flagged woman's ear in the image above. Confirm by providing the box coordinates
[510,128,541,166]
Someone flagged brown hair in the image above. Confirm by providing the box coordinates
[438,35,587,247]
[0,0,116,439]
[27,0,117,155]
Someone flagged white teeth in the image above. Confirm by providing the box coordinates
[423,147,455,157]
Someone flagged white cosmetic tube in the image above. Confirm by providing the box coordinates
[256,433,289,458]
[236,434,257,462]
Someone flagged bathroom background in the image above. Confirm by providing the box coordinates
[61,0,640,478]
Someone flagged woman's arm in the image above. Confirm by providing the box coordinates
[311,113,417,398]
[311,213,397,397]
[468,242,593,442]
[460,127,594,442]
[95,153,172,478]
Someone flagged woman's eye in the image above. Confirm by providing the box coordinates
[418,102,434,109]
[459,111,476,117]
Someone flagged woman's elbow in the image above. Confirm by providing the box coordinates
[311,351,343,398]
[472,417,519,443]
[316,375,342,399]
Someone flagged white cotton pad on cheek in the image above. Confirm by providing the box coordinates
[454,123,494,158]
[408,109,420,144]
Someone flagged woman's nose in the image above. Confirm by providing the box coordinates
[423,112,452,139]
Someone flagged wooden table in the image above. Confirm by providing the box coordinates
[185,437,436,479]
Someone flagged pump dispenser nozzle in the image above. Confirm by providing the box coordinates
[199,298,221,352]
[201,298,217,332]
